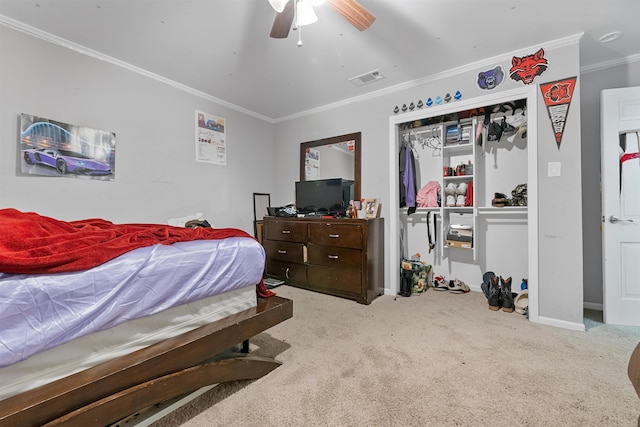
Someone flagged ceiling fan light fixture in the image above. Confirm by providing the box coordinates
[296,0,318,26]
[269,0,290,13]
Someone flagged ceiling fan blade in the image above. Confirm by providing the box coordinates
[327,0,376,31]
[270,0,295,38]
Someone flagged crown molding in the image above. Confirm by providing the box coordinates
[275,34,584,122]
[4,18,636,123]
[0,15,275,124]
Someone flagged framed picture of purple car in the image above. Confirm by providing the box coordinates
[364,198,380,218]
[19,113,116,181]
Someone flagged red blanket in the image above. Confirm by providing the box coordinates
[0,209,273,297]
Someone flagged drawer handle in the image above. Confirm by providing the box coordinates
[281,230,291,234]
[329,234,340,238]
[328,255,339,259]
[285,268,290,279]
[278,250,287,254]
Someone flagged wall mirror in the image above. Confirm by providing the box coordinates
[299,132,361,201]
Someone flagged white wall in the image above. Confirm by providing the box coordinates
[580,60,640,308]
[0,27,275,232]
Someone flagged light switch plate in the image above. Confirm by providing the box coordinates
[548,162,561,177]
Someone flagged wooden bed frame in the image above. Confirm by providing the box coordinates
[0,295,293,427]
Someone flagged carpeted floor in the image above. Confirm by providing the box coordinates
[147,286,640,427]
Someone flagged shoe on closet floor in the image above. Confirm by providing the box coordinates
[433,275,449,291]
[500,276,515,312]
[488,275,501,311]
[448,279,470,293]
[514,290,529,315]
[481,271,497,300]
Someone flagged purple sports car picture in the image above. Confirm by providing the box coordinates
[20,113,116,181]
[23,148,112,176]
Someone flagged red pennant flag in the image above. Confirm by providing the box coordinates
[540,77,577,149]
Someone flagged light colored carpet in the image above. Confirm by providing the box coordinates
[149,286,640,427]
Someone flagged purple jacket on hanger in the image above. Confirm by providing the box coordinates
[403,145,417,212]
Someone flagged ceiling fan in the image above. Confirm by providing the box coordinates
[269,0,376,39]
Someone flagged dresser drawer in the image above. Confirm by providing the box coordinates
[266,260,307,285]
[263,240,305,263]
[308,223,362,249]
[265,220,307,242]
[307,244,362,269]
[308,265,362,294]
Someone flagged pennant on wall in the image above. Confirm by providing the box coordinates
[540,77,577,149]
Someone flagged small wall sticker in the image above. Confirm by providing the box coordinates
[477,66,505,90]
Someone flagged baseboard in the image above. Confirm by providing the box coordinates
[583,301,603,311]
[536,315,586,332]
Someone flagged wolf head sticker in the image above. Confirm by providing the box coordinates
[510,48,548,85]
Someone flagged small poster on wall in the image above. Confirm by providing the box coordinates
[19,113,115,181]
[196,110,226,165]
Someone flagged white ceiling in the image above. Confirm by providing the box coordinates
[1,0,639,122]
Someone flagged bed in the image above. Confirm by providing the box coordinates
[0,208,293,426]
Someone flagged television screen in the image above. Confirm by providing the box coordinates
[295,178,352,215]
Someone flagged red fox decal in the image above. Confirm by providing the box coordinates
[510,48,548,85]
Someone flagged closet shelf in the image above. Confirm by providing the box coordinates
[476,206,528,214]
[443,175,473,180]
[443,206,473,211]
[400,207,439,215]
[442,142,472,153]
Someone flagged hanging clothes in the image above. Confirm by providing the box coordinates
[399,142,407,207]
[620,131,640,217]
[400,142,417,214]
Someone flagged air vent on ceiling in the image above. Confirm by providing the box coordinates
[349,69,385,87]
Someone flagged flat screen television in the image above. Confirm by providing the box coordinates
[295,178,353,215]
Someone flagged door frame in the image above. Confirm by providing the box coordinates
[387,86,540,323]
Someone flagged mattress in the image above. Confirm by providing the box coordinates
[0,237,265,398]
[0,285,257,400]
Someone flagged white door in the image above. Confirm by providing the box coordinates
[601,86,640,326]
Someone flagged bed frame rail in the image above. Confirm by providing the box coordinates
[0,296,293,427]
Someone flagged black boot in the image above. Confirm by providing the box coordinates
[481,271,496,299]
[500,276,515,313]
[488,275,501,311]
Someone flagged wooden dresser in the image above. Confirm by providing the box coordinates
[263,217,384,304]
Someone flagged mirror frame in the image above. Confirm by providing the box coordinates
[300,132,361,202]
